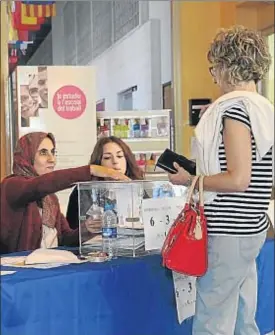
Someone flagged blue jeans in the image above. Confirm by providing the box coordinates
[192,232,266,335]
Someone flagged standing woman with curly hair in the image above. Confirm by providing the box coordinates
[169,26,274,334]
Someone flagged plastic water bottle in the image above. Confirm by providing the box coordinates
[102,202,118,259]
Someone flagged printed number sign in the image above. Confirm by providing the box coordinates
[172,272,196,324]
[142,197,185,251]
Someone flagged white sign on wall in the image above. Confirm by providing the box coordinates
[16,66,97,213]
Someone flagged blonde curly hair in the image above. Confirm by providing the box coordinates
[207,26,271,85]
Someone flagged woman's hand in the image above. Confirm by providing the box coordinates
[168,162,191,185]
[90,165,131,181]
[84,217,102,233]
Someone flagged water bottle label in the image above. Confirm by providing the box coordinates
[102,227,117,238]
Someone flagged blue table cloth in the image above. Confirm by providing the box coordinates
[1,239,274,335]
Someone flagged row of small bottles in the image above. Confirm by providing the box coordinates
[113,118,150,138]
[97,117,169,139]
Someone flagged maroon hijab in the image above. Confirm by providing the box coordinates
[13,132,57,228]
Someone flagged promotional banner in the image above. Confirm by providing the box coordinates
[15,66,97,213]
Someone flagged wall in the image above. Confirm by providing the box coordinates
[172,1,223,156]
[172,1,275,156]
[237,2,274,31]
[28,1,171,111]
[148,1,172,85]
[89,20,162,111]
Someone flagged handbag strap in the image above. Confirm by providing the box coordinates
[186,175,205,207]
[198,175,204,207]
[186,176,199,204]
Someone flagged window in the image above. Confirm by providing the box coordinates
[118,87,135,110]
[162,82,172,109]
[96,99,105,112]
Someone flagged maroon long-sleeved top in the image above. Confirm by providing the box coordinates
[0,165,92,254]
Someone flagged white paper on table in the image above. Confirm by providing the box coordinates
[1,270,16,276]
[22,263,71,269]
[0,256,26,266]
[4,261,88,269]
[25,248,81,265]
[7,262,72,269]
[1,250,87,269]
[172,272,196,324]
[142,197,186,251]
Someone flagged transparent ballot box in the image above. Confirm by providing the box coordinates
[77,181,187,258]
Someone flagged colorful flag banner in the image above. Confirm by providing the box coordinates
[21,1,56,18]
[22,1,55,4]
[8,2,34,44]
[11,1,43,31]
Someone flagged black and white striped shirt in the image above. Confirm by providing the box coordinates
[205,103,273,236]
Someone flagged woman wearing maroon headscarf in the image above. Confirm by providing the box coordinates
[0,132,129,254]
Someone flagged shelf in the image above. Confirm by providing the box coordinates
[96,136,169,142]
[97,136,169,142]
[132,150,163,154]
[96,110,172,160]
[123,137,169,142]
[97,110,171,119]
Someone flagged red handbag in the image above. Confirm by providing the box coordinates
[161,176,208,276]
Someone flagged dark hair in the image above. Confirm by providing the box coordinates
[89,136,144,180]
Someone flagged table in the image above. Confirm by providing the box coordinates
[1,239,274,335]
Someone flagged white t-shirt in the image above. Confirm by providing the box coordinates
[38,208,58,248]
[40,225,58,249]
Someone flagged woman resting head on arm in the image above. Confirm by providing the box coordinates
[0,132,129,254]
[66,136,144,230]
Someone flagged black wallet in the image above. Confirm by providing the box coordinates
[156,149,196,175]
